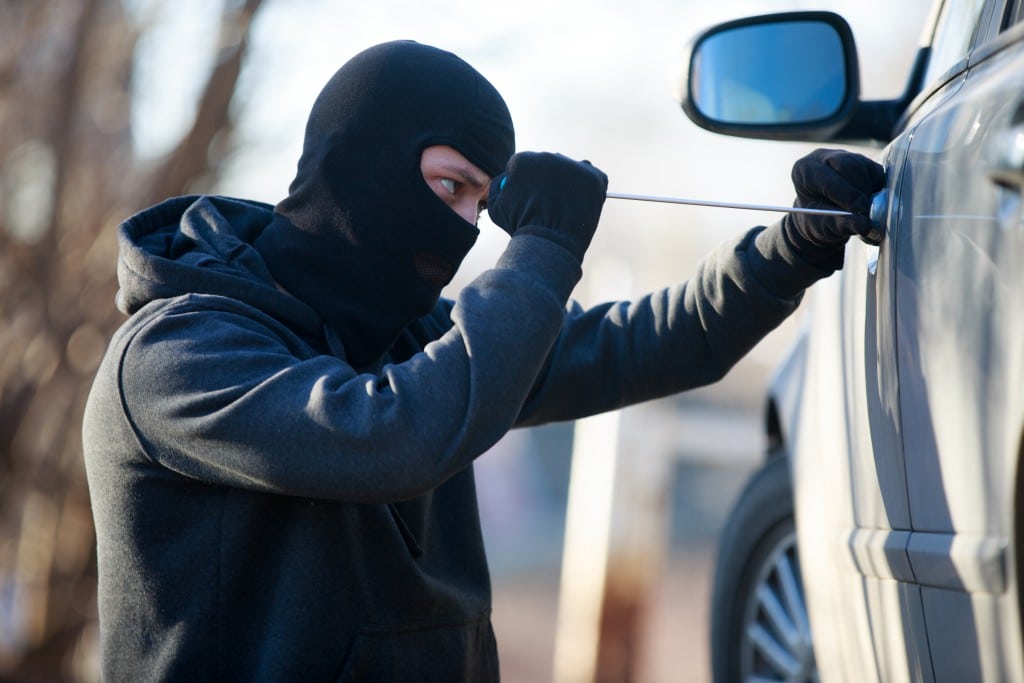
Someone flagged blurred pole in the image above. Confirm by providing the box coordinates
[553,260,674,683]
[554,408,619,683]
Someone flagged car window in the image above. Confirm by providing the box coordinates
[922,0,987,85]
[1009,0,1024,25]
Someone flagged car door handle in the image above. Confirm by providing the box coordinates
[864,188,888,275]
[987,124,1024,190]
[866,188,888,243]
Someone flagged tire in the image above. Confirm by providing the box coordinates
[710,454,817,683]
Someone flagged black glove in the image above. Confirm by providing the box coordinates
[782,148,885,267]
[487,152,608,263]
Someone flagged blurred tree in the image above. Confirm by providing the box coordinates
[0,0,265,679]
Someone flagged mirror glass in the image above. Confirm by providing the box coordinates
[691,20,847,125]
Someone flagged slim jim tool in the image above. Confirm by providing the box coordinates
[605,191,852,217]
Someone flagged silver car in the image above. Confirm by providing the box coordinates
[680,2,1024,680]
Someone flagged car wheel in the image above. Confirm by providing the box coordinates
[710,454,816,683]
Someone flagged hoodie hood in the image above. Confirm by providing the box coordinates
[253,41,516,365]
[115,195,323,339]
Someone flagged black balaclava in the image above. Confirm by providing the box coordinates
[254,41,515,365]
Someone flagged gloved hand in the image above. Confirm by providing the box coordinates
[487,151,609,263]
[781,148,885,266]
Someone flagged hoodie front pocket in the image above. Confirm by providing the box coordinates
[386,503,423,557]
[335,615,499,683]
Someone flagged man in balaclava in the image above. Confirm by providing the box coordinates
[83,40,882,680]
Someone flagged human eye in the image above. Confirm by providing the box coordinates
[440,178,457,195]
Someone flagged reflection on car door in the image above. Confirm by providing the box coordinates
[894,15,1024,679]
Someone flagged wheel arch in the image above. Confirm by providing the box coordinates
[762,325,810,462]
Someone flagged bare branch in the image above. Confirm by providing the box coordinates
[0,0,272,677]
[139,0,267,205]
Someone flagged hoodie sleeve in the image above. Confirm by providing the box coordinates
[514,222,830,425]
[118,234,580,504]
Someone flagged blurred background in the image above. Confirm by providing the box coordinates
[0,0,931,681]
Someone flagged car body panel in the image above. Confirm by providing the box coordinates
[892,23,1024,679]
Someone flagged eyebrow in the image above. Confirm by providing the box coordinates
[439,162,489,189]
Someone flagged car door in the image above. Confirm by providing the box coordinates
[893,0,1024,678]
[795,2,1003,679]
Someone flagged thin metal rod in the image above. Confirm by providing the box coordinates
[606,191,851,217]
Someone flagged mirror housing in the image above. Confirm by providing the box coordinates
[680,12,861,141]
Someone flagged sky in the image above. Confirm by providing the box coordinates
[131,0,935,312]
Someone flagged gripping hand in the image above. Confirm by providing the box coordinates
[487,152,608,263]
[782,148,885,265]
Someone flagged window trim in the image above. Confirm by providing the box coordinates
[901,0,1004,126]
[971,0,1024,67]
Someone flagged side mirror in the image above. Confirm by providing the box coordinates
[680,12,860,141]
